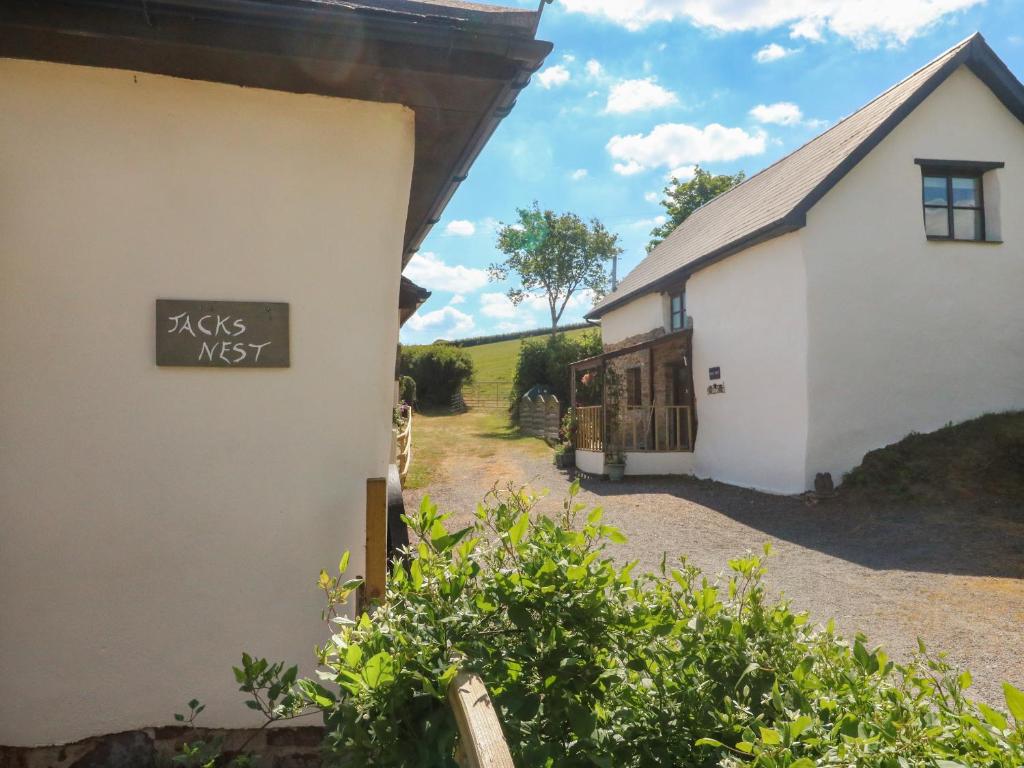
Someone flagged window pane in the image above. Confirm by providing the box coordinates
[924,207,949,237]
[923,176,948,206]
[953,208,983,240]
[670,295,681,312]
[951,176,980,207]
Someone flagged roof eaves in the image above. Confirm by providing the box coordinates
[585,216,802,320]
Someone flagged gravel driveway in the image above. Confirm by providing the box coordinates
[404,415,1024,707]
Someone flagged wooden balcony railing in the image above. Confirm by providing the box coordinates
[623,405,693,452]
[576,405,604,451]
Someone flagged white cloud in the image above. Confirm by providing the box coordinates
[449,294,466,305]
[558,0,983,47]
[667,165,697,181]
[563,53,577,63]
[749,102,803,126]
[570,168,589,181]
[444,219,476,237]
[479,292,519,319]
[404,252,488,293]
[630,215,667,228]
[607,123,766,176]
[754,43,798,63]
[612,160,646,176]
[536,64,571,89]
[644,191,662,203]
[604,78,679,114]
[586,58,604,78]
[404,305,474,336]
[750,102,828,129]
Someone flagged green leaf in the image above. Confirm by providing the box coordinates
[587,507,603,525]
[566,565,587,581]
[1003,682,1024,724]
[694,737,724,747]
[759,727,781,745]
[509,512,530,546]
[789,760,815,768]
[338,551,350,573]
[978,702,1008,731]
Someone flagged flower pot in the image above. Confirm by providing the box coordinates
[605,462,625,482]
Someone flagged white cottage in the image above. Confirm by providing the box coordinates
[0,0,549,752]
[574,34,1024,495]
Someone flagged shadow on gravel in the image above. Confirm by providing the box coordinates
[575,473,1024,580]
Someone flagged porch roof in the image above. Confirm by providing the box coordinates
[569,329,691,371]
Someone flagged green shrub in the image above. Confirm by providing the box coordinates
[512,330,602,413]
[230,486,1024,767]
[399,345,474,408]
[398,375,417,406]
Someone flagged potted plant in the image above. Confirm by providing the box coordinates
[604,449,626,481]
[554,442,575,469]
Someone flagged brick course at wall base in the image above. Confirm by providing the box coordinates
[0,727,323,768]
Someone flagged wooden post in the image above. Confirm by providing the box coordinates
[448,671,515,768]
[365,477,388,601]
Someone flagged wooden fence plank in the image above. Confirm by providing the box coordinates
[448,671,515,768]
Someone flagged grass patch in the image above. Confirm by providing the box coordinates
[842,410,1024,501]
[403,409,553,490]
[463,327,592,383]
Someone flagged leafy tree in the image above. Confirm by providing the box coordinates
[491,203,622,330]
[399,344,474,408]
[647,165,746,251]
[511,330,602,412]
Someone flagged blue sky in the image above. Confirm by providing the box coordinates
[399,0,1024,344]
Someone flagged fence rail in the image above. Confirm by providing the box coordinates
[576,405,603,452]
[461,381,512,410]
[395,410,413,485]
[623,405,693,452]
[519,394,560,441]
[449,671,515,768]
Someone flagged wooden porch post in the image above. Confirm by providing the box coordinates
[569,363,577,409]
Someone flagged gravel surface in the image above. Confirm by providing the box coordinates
[404,426,1024,708]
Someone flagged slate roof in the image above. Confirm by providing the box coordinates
[588,33,1024,319]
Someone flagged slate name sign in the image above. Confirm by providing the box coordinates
[156,299,289,367]
[709,366,721,380]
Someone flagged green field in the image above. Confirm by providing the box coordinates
[464,326,594,383]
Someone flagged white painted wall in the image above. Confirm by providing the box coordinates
[688,234,810,493]
[624,451,694,476]
[600,291,666,345]
[802,65,1024,485]
[0,59,414,746]
[575,449,605,475]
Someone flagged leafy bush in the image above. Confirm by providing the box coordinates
[230,486,1024,768]
[399,345,474,408]
[512,330,602,413]
[398,375,417,407]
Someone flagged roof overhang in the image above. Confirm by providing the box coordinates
[585,217,803,320]
[0,0,553,268]
[398,276,431,326]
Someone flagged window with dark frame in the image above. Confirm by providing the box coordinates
[922,173,984,241]
[670,291,685,331]
[626,366,641,406]
[916,159,1003,243]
